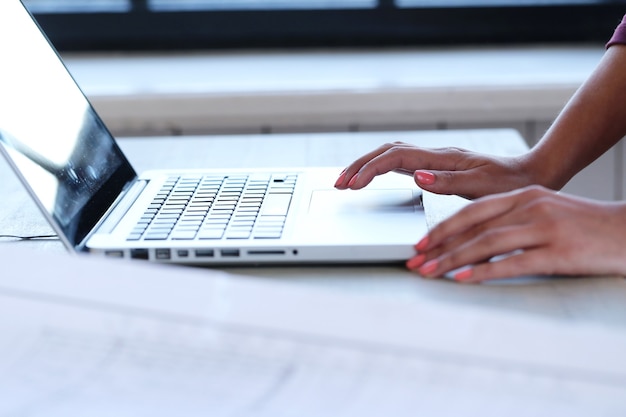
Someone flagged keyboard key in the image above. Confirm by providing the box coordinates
[198,230,225,239]
[257,215,287,225]
[226,231,252,239]
[253,230,283,239]
[260,194,292,216]
[171,231,198,240]
[144,233,171,240]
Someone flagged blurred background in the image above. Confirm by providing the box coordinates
[20,0,626,200]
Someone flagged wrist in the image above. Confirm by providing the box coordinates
[518,146,573,191]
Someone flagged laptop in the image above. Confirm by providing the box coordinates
[0,0,427,265]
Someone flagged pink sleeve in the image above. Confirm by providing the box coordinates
[607,15,626,48]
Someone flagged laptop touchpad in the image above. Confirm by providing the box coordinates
[308,189,419,215]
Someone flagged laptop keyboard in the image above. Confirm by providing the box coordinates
[127,173,298,242]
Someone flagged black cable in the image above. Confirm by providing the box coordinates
[0,234,59,241]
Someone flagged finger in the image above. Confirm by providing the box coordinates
[334,142,413,189]
[414,169,505,200]
[417,193,541,260]
[414,217,519,268]
[419,186,549,252]
[418,191,520,252]
[341,146,465,190]
[342,145,427,190]
[417,223,550,279]
[452,249,562,283]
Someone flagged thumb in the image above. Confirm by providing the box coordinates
[414,169,479,199]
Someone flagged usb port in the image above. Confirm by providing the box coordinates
[155,249,171,260]
[195,249,215,258]
[220,249,240,258]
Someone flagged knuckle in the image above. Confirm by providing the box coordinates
[529,197,557,217]
[520,184,550,199]
[381,141,408,150]
[385,145,407,156]
[447,146,468,154]
[434,170,455,184]
[434,146,466,155]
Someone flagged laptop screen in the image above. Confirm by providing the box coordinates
[0,1,137,250]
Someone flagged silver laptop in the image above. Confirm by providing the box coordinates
[0,0,426,265]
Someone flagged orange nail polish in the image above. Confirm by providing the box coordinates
[454,268,473,282]
[419,259,438,276]
[415,236,429,251]
[415,171,435,185]
[406,254,426,270]
[334,170,347,187]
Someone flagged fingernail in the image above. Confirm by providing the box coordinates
[415,236,429,251]
[406,254,426,270]
[419,259,439,276]
[347,174,359,187]
[415,170,435,185]
[334,170,347,187]
[454,268,473,282]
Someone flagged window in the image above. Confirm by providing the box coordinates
[151,1,376,11]
[24,0,130,13]
[24,0,626,51]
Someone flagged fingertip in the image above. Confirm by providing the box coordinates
[454,267,486,285]
[453,268,474,282]
[418,259,439,277]
[347,174,359,188]
[415,236,429,251]
[415,170,436,186]
[406,254,426,270]
[334,169,347,188]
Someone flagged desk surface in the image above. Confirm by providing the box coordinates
[2,129,626,328]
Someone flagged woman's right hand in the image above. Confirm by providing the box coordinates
[407,185,626,282]
[334,141,539,200]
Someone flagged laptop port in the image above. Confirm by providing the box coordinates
[130,249,149,260]
[195,249,215,258]
[247,250,285,255]
[177,249,190,258]
[220,249,240,258]
[105,250,124,258]
[155,249,171,260]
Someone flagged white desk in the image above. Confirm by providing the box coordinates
[2,129,626,329]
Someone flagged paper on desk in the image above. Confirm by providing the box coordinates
[1,247,626,416]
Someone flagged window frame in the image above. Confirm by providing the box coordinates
[29,1,626,51]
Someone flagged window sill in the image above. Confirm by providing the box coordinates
[63,45,604,138]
